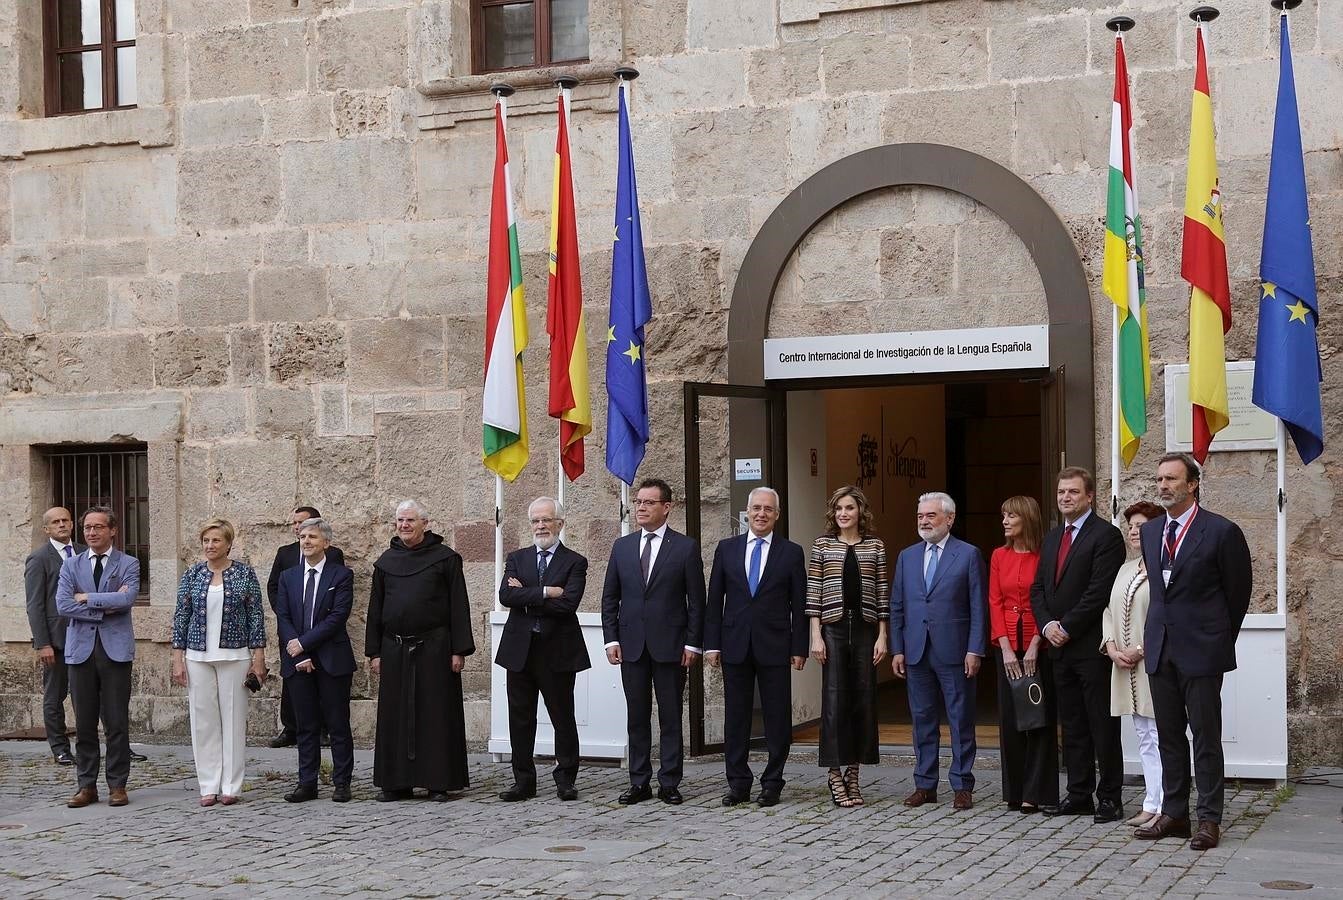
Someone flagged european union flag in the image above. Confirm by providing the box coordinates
[605,82,651,485]
[1252,14,1323,465]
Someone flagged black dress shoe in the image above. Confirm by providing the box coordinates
[54,751,74,766]
[426,791,450,802]
[1041,796,1096,817]
[331,784,351,803]
[1094,799,1124,823]
[657,786,683,805]
[556,786,578,801]
[499,784,536,802]
[128,749,147,762]
[756,789,781,808]
[376,789,412,802]
[269,731,297,749]
[284,783,319,803]
[618,784,652,805]
[722,790,750,806]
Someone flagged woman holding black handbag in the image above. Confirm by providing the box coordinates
[989,496,1058,813]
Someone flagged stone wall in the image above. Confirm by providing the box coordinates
[1,0,1340,765]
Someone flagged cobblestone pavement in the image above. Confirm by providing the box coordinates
[0,740,1290,899]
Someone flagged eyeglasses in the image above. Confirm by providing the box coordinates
[83,524,111,532]
[632,499,668,508]
[529,517,558,526]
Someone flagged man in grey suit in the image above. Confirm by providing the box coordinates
[25,507,82,765]
[56,506,140,809]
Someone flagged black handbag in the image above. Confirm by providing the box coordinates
[1008,672,1049,732]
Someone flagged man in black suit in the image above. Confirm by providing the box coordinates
[705,487,807,808]
[266,504,345,748]
[25,507,82,765]
[1030,466,1126,823]
[601,477,707,805]
[1135,452,1252,851]
[495,497,590,802]
[276,518,357,803]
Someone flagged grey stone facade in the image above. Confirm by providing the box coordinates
[1,0,1339,765]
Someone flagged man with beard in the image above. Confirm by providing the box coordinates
[889,492,987,810]
[1031,467,1126,824]
[365,500,475,801]
[495,497,589,802]
[1134,453,1251,851]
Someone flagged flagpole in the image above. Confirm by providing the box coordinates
[490,81,515,613]
[1108,16,1132,526]
[615,66,639,539]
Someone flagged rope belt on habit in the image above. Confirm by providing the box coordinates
[389,626,447,761]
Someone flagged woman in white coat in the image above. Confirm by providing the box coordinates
[1101,500,1165,828]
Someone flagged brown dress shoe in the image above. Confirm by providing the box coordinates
[108,787,129,807]
[1134,814,1191,840]
[67,787,99,808]
[953,790,973,810]
[1189,820,1220,850]
[903,788,938,807]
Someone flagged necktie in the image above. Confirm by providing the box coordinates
[641,532,656,584]
[748,537,764,596]
[537,549,550,581]
[1161,519,1180,569]
[92,553,105,588]
[924,544,939,592]
[63,545,73,558]
[303,567,318,631]
[1054,525,1075,583]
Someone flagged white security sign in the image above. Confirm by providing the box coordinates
[764,324,1049,379]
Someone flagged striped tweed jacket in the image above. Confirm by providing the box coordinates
[805,535,890,624]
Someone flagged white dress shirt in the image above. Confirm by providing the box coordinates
[301,556,327,630]
[50,538,75,558]
[744,531,773,580]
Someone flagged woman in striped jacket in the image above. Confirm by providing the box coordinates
[806,485,889,808]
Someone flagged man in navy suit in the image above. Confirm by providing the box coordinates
[1031,466,1127,823]
[25,506,83,765]
[705,487,808,807]
[890,492,987,810]
[276,518,356,803]
[496,497,590,802]
[601,477,706,805]
[1135,453,1251,851]
[266,504,346,748]
[56,506,140,809]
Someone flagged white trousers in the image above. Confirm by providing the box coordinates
[187,658,251,797]
[1131,713,1163,814]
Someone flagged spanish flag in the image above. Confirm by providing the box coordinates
[547,89,591,481]
[1181,22,1230,464]
[482,97,529,481]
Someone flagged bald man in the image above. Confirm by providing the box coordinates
[25,507,83,764]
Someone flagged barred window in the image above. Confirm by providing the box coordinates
[472,0,589,73]
[43,0,137,115]
[44,444,150,599]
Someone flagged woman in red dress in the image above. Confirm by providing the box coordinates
[989,496,1059,812]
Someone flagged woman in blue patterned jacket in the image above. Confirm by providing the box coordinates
[171,519,268,807]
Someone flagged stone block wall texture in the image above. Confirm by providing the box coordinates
[1,0,1339,765]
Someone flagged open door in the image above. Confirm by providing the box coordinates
[683,382,787,756]
[1040,366,1067,528]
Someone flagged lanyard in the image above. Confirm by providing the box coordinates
[1162,505,1199,565]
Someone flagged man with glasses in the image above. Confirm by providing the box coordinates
[495,497,590,802]
[56,506,140,808]
[601,478,706,805]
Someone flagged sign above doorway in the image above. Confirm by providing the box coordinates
[763,324,1049,380]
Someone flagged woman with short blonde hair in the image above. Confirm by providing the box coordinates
[171,519,267,806]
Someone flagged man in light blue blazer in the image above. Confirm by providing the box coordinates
[56,506,140,809]
[890,492,987,810]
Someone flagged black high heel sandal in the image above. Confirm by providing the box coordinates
[827,769,855,808]
[843,765,864,806]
